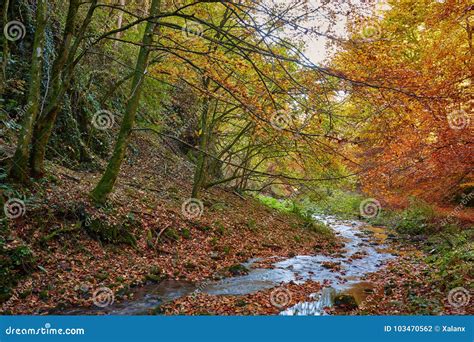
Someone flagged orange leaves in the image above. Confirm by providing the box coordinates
[334,0,473,205]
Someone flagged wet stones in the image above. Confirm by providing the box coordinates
[334,294,358,311]
[321,261,342,272]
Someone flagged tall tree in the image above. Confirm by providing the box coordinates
[30,0,98,177]
[91,0,161,203]
[0,0,10,96]
[9,0,47,182]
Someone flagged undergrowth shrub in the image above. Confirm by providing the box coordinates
[0,240,36,303]
[394,198,435,235]
[256,195,333,237]
[426,226,474,290]
[83,214,139,247]
[312,190,364,219]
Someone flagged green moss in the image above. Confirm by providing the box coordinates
[180,228,191,240]
[210,237,218,246]
[210,202,227,211]
[256,195,292,212]
[164,228,179,241]
[145,266,165,283]
[38,290,49,301]
[83,215,138,247]
[227,264,249,276]
[246,219,257,232]
[94,271,109,282]
[145,274,165,283]
[214,222,226,236]
[304,220,333,237]
[235,299,248,307]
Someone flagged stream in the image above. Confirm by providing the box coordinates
[59,215,396,315]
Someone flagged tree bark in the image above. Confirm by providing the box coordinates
[91,0,161,203]
[113,0,125,48]
[9,0,47,182]
[30,0,99,177]
[0,0,11,96]
[191,91,210,199]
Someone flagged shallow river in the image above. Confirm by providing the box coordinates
[60,215,395,315]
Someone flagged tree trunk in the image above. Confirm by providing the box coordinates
[30,0,98,177]
[9,0,47,183]
[0,188,6,231]
[191,94,210,199]
[190,13,230,198]
[91,0,161,203]
[113,0,125,48]
[0,0,11,96]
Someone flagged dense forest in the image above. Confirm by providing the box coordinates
[0,0,472,315]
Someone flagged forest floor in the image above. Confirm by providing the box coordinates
[1,133,472,315]
[1,133,341,314]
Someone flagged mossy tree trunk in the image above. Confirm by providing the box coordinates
[9,0,47,182]
[90,0,161,203]
[30,0,98,177]
[0,189,7,232]
[191,13,231,199]
[191,91,211,199]
[0,0,10,97]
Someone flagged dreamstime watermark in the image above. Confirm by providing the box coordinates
[182,21,204,40]
[191,279,214,298]
[92,110,115,130]
[359,21,382,42]
[441,191,473,225]
[181,198,204,219]
[359,198,381,219]
[270,287,292,308]
[5,323,85,336]
[447,109,470,130]
[17,101,33,117]
[3,198,26,219]
[161,113,198,139]
[92,287,115,308]
[447,287,471,308]
[270,110,292,130]
[3,20,26,42]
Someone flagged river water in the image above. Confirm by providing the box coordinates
[59,215,395,315]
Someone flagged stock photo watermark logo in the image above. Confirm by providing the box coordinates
[447,109,470,130]
[270,110,292,130]
[359,21,382,42]
[447,287,471,308]
[359,198,381,219]
[4,198,26,219]
[182,22,204,40]
[5,322,85,336]
[270,287,292,309]
[92,110,115,130]
[92,287,115,308]
[441,191,473,226]
[3,20,26,42]
[181,198,204,219]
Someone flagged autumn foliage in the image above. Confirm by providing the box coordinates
[334,0,473,205]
